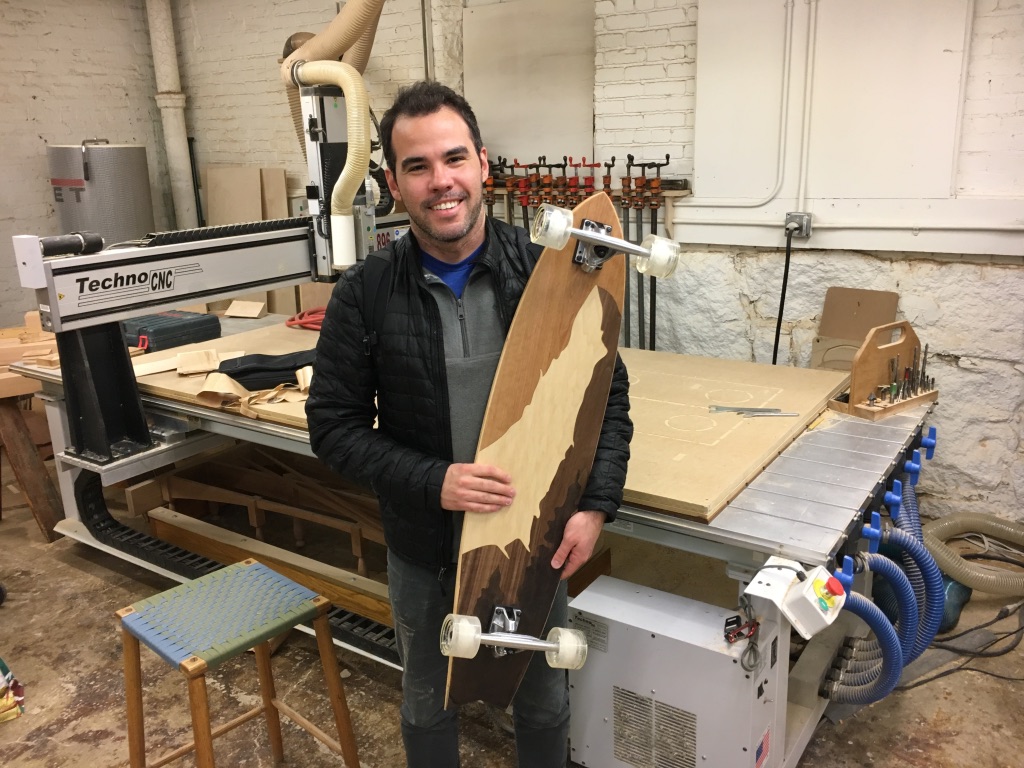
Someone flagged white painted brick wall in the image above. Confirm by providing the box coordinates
[594,0,697,181]
[957,1,1024,195]
[0,0,170,327]
[172,0,431,196]
[657,244,1024,520]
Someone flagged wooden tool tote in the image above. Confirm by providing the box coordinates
[828,320,938,421]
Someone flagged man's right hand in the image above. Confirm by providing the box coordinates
[441,463,515,513]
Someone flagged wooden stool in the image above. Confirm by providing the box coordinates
[116,559,360,767]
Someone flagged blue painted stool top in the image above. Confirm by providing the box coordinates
[121,561,319,669]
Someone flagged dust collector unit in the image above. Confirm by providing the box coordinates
[47,140,156,248]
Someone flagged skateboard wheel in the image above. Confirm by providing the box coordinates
[440,614,482,659]
[545,627,588,670]
[637,234,680,279]
[530,203,574,249]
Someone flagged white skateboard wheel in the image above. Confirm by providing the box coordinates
[530,203,574,249]
[637,234,680,279]
[440,614,482,659]
[544,627,588,670]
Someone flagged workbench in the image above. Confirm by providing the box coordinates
[11,316,932,768]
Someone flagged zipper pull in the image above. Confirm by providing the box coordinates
[456,299,466,322]
[437,565,448,596]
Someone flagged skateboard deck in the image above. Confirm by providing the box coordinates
[445,192,625,708]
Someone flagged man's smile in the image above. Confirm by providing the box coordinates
[429,198,463,212]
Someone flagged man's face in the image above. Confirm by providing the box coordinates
[385,106,488,261]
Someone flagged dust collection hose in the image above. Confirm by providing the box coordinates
[880,525,945,664]
[898,477,927,616]
[837,554,918,682]
[924,512,1024,597]
[278,0,383,266]
[830,513,944,700]
[280,0,385,73]
[822,591,903,705]
[287,60,371,267]
[855,476,927,661]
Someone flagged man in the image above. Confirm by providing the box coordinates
[306,81,632,768]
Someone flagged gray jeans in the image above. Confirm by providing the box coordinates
[387,551,570,768]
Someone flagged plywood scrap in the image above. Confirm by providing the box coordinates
[0,340,57,367]
[0,371,39,399]
[33,354,61,369]
[124,477,166,518]
[224,300,268,319]
[175,349,220,376]
[812,287,899,371]
[133,349,243,379]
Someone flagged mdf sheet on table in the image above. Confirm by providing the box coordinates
[619,348,849,522]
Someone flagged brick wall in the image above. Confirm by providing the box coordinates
[594,0,698,181]
[0,0,170,327]
[957,0,1024,195]
[172,0,430,195]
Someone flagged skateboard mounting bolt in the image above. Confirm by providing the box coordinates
[490,606,521,633]
[573,218,615,272]
[491,606,522,657]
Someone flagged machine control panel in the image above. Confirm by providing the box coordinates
[744,556,847,640]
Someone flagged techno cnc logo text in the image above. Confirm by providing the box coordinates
[75,269,175,295]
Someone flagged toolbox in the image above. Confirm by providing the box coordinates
[121,311,221,352]
[827,320,937,421]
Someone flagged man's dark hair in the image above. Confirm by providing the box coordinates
[380,81,484,172]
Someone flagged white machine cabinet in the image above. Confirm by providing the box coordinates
[570,576,782,768]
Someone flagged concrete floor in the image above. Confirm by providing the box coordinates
[1,458,1022,767]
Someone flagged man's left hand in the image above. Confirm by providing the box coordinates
[551,510,605,580]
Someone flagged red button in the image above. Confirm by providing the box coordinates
[825,576,845,596]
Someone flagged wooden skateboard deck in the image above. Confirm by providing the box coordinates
[445,192,625,708]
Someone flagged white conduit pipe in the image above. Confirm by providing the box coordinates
[795,0,820,212]
[948,0,977,197]
[675,0,795,210]
[288,61,371,267]
[145,0,197,229]
[669,218,1024,233]
[420,0,436,81]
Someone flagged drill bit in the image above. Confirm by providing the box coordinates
[911,346,918,396]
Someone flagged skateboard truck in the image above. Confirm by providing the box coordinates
[490,606,522,657]
[440,613,588,670]
[530,202,680,279]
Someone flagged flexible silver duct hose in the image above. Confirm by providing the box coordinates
[923,512,1024,597]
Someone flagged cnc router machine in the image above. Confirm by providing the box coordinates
[11,86,936,768]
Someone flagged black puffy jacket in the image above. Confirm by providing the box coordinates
[306,216,632,570]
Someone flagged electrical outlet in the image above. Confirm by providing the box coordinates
[785,212,812,238]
